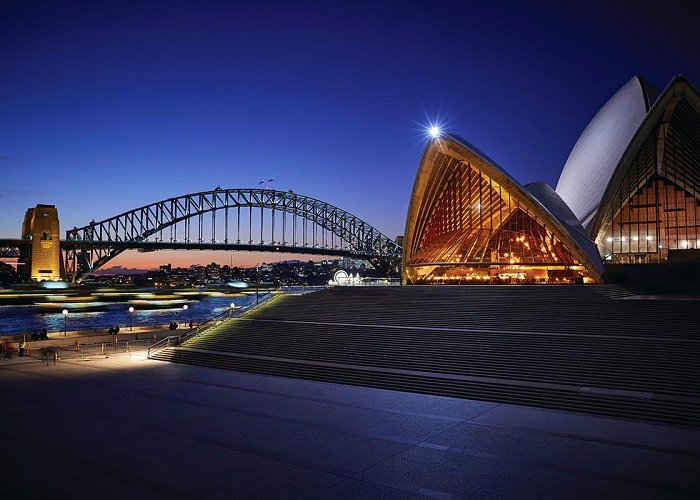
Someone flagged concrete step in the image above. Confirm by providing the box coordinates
[156,286,700,427]
[152,347,700,426]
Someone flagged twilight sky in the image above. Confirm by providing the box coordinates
[2,0,699,269]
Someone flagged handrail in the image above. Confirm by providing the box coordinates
[178,291,276,345]
[147,335,179,358]
[176,307,235,345]
[147,291,277,359]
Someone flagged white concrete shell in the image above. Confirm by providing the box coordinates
[587,75,700,250]
[556,77,658,230]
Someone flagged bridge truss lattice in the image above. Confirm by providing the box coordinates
[64,188,402,282]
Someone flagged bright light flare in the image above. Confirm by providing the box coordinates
[413,111,450,144]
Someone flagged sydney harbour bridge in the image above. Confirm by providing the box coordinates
[0,188,403,282]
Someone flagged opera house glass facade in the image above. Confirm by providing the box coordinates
[580,77,700,264]
[404,75,700,284]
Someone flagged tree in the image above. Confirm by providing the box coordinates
[0,262,19,284]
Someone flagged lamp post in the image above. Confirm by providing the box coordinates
[62,309,68,336]
[256,264,260,304]
[183,304,189,327]
[128,306,134,331]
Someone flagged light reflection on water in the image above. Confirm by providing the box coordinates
[0,295,258,336]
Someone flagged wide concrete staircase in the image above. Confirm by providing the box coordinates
[151,285,700,426]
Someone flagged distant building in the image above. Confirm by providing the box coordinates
[194,266,206,282]
[341,256,368,270]
[20,204,62,281]
[206,262,221,281]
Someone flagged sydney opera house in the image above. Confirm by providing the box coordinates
[403,75,700,284]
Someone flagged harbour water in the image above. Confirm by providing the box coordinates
[0,290,264,336]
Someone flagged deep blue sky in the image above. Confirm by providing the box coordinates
[2,0,699,267]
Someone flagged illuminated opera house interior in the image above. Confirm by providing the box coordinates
[403,74,700,284]
[586,77,700,264]
[402,135,604,284]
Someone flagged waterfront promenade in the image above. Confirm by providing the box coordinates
[2,355,699,499]
[0,324,173,357]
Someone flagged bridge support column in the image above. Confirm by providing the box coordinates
[20,205,63,282]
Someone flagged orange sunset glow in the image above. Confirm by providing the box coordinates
[104,250,333,272]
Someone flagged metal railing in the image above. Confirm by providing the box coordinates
[146,335,180,358]
[147,291,277,358]
[29,338,155,361]
[280,285,326,295]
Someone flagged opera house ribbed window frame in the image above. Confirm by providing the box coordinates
[594,84,700,263]
[404,136,601,284]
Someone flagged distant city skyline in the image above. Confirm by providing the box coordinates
[2,0,700,269]
[94,253,330,274]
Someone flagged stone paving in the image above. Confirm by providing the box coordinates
[2,356,699,499]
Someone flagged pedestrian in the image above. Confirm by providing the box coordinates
[2,339,13,360]
[19,338,26,357]
[41,347,57,365]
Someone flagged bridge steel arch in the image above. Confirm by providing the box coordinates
[65,188,402,282]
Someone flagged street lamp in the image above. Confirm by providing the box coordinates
[62,309,68,336]
[128,306,135,331]
[183,304,189,327]
[256,264,260,304]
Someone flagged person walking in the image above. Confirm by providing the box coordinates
[19,338,26,357]
[2,339,13,360]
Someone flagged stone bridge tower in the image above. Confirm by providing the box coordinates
[20,204,61,281]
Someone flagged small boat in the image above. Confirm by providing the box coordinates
[35,302,111,313]
[127,299,190,310]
